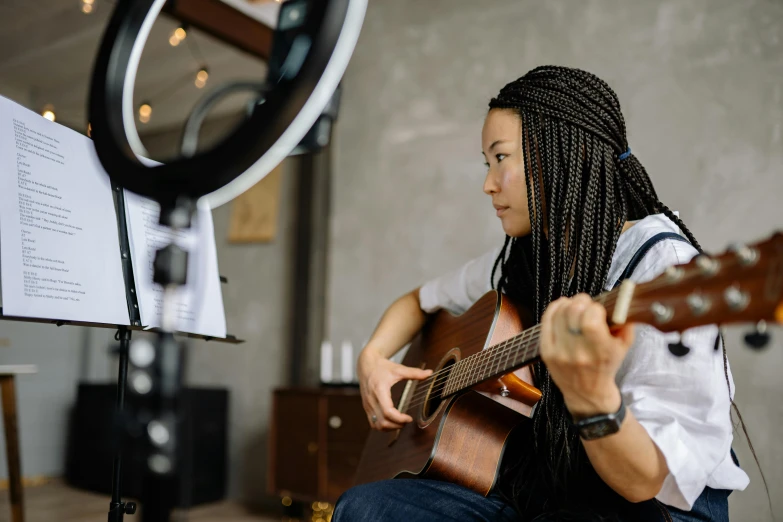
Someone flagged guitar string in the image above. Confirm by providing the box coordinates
[406,263,711,400]
[403,281,691,410]
[403,324,542,402]
[399,261,741,413]
[402,298,669,413]
[402,288,716,413]
[404,331,542,411]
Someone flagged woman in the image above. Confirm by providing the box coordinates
[333,66,748,521]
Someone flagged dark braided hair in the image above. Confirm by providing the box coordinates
[487,66,705,518]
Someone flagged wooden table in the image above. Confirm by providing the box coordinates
[0,365,37,522]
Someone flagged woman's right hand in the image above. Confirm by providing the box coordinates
[358,345,432,431]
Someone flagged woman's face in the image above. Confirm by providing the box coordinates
[482,108,531,238]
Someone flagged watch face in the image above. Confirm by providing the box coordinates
[581,420,620,440]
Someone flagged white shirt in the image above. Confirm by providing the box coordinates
[419,214,750,511]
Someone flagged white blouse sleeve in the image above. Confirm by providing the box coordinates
[418,247,502,316]
[616,240,749,510]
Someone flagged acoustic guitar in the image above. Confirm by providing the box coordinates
[354,234,783,495]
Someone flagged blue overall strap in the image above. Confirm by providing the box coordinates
[612,232,689,289]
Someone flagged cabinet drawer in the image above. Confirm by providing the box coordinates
[326,394,370,446]
[270,392,320,499]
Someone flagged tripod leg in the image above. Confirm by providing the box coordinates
[109,327,133,522]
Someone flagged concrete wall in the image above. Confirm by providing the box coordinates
[0,112,295,510]
[0,324,118,481]
[327,1,783,520]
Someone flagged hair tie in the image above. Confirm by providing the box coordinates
[618,147,632,161]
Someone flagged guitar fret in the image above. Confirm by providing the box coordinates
[470,347,480,385]
[448,323,549,396]
[460,354,470,392]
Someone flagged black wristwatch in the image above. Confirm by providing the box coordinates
[569,395,626,441]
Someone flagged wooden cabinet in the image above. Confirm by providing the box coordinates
[268,387,369,504]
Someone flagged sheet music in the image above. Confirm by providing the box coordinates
[123,189,226,338]
[0,96,130,325]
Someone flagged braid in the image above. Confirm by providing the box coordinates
[487,66,712,518]
[491,236,511,291]
[621,162,703,252]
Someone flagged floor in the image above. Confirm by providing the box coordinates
[0,480,281,522]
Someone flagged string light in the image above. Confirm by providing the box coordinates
[169,26,187,46]
[194,68,209,89]
[138,103,152,124]
[41,105,55,122]
[81,0,94,14]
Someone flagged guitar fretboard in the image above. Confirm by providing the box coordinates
[441,324,542,396]
[441,290,618,396]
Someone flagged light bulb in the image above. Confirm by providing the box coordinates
[194,68,209,88]
[169,27,186,46]
[139,103,152,123]
[41,105,56,122]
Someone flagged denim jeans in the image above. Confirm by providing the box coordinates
[332,478,731,522]
[333,479,519,522]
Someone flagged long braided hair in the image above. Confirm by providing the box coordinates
[487,66,703,516]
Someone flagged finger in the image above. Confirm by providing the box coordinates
[369,405,404,431]
[541,298,566,357]
[614,323,635,348]
[377,419,404,431]
[377,387,414,425]
[564,299,589,336]
[580,302,609,343]
[363,397,379,426]
[552,298,577,341]
[394,364,433,381]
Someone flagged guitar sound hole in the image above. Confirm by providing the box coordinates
[422,357,456,419]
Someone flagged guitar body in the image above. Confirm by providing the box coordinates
[353,291,542,495]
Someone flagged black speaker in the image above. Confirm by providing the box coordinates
[65,383,228,507]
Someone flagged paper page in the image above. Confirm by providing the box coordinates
[123,189,226,338]
[0,96,130,325]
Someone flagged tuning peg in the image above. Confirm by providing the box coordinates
[695,255,720,276]
[728,243,759,267]
[668,334,691,357]
[744,320,771,350]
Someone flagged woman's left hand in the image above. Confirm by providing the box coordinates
[540,294,635,417]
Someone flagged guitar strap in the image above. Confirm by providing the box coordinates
[611,232,689,289]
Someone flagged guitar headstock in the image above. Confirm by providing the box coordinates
[612,233,783,333]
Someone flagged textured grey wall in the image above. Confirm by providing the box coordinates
[328,0,783,519]
[0,113,294,510]
[0,323,116,480]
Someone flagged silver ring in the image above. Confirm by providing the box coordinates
[371,414,377,424]
[567,326,582,335]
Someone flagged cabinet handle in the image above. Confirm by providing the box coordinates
[328,415,342,429]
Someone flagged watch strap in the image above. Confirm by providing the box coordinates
[569,395,626,440]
